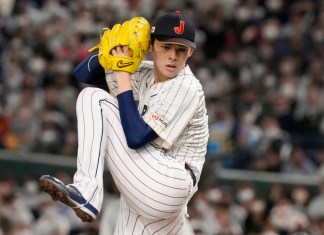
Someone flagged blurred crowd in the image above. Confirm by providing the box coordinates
[1,0,324,234]
[2,169,324,235]
[188,176,324,235]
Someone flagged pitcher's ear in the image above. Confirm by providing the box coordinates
[188,48,195,57]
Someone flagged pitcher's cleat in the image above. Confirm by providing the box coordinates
[39,175,98,223]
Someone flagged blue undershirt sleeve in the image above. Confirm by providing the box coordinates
[117,90,158,149]
[73,51,108,90]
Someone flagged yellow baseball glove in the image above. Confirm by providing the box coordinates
[89,17,150,74]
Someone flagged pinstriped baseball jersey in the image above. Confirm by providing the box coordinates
[106,61,209,182]
[71,60,208,234]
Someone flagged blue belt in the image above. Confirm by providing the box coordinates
[185,163,196,187]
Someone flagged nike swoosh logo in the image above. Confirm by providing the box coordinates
[117,60,134,68]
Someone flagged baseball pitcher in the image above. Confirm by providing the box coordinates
[39,11,209,235]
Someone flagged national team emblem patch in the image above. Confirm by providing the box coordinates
[151,113,168,128]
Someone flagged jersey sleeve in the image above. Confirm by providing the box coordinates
[143,76,200,149]
[73,51,108,90]
[117,90,158,149]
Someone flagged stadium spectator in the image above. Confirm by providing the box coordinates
[1,0,324,234]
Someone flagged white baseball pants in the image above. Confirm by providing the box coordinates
[72,87,195,234]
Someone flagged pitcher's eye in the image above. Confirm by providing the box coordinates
[162,45,171,50]
[179,48,188,52]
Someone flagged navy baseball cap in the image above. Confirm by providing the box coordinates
[151,11,196,49]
